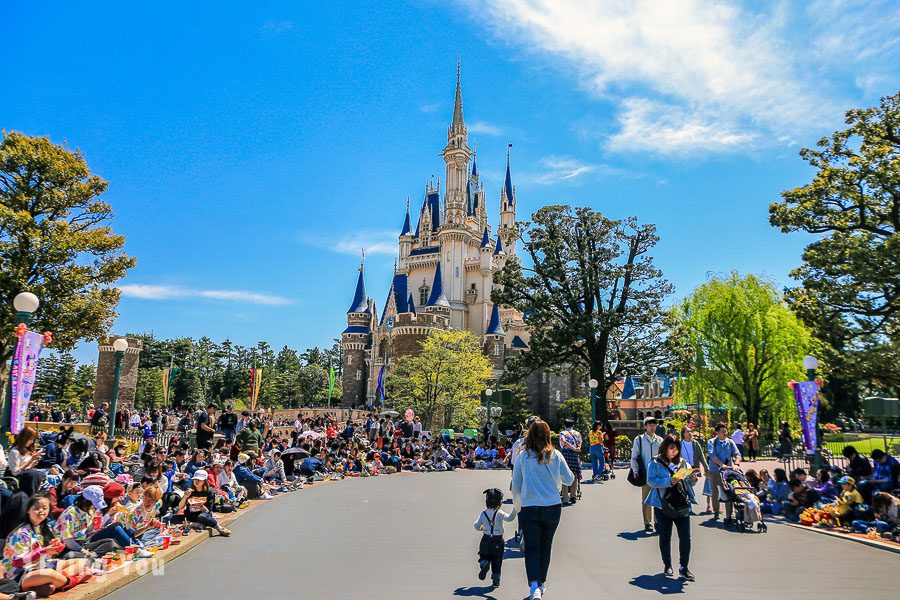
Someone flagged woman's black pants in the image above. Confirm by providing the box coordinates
[653,508,691,569]
[519,504,561,584]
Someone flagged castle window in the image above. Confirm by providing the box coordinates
[356,369,362,381]
[347,356,352,365]
[494,343,501,356]
[419,285,429,307]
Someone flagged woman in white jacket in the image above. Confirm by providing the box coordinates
[511,419,574,600]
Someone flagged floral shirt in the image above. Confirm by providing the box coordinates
[52,505,93,541]
[2,524,48,580]
[589,430,605,446]
[126,501,161,531]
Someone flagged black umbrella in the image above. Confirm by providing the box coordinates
[282,447,311,458]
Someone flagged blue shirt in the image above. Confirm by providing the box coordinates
[644,458,697,510]
[873,455,898,491]
[707,437,739,473]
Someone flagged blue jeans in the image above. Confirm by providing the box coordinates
[92,524,137,548]
[589,445,605,478]
[519,504,562,585]
[852,520,890,534]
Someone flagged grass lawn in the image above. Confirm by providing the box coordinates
[822,436,899,456]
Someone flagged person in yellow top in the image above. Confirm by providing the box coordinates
[588,422,607,482]
[825,476,863,522]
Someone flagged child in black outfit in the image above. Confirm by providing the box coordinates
[473,487,516,587]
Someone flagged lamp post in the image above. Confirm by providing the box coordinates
[802,356,818,382]
[2,293,40,447]
[108,337,129,438]
[484,388,493,424]
[589,379,599,424]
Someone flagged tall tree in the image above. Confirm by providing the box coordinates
[769,92,900,392]
[387,330,492,430]
[135,368,164,409]
[673,272,814,428]
[0,132,136,367]
[493,206,673,423]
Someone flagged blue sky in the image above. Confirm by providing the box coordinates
[3,1,898,364]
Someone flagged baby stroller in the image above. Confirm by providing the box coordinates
[597,446,615,482]
[720,468,767,533]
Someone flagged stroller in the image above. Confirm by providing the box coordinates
[719,467,767,533]
[597,446,616,481]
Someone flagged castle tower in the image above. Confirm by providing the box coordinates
[423,262,451,322]
[442,61,472,227]
[484,303,506,370]
[499,145,517,254]
[341,264,372,406]
[399,196,412,268]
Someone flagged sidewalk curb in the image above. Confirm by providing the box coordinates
[778,520,900,555]
[60,483,326,600]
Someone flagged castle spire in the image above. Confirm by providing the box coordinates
[347,263,368,313]
[486,303,505,336]
[400,196,411,236]
[503,143,513,204]
[407,293,416,315]
[426,262,450,307]
[452,57,464,131]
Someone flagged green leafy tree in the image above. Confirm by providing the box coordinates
[493,206,673,424]
[673,272,814,429]
[557,397,591,432]
[387,330,492,430]
[297,363,329,406]
[0,132,136,368]
[135,368,164,409]
[769,92,900,396]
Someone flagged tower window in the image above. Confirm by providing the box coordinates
[356,369,361,381]
[347,356,352,365]
[419,285,429,307]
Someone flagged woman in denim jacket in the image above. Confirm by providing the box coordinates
[645,436,698,581]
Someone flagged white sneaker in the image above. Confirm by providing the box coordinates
[136,548,153,558]
[531,588,543,600]
[261,492,273,500]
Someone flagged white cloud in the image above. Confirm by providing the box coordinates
[120,284,291,306]
[468,121,505,136]
[525,155,629,184]
[419,102,442,114]
[299,230,398,256]
[464,0,900,155]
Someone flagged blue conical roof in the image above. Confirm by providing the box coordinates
[400,204,411,236]
[493,234,505,255]
[426,262,450,307]
[480,227,491,248]
[503,151,513,203]
[347,267,368,313]
[486,303,504,335]
[407,293,416,315]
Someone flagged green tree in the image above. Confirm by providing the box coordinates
[769,92,900,395]
[557,397,591,432]
[493,206,673,424]
[297,363,329,406]
[135,368,164,409]
[387,330,492,430]
[673,272,814,428]
[0,132,136,367]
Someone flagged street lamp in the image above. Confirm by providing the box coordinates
[484,388,493,422]
[803,355,819,382]
[108,337,129,437]
[589,379,599,424]
[2,293,40,447]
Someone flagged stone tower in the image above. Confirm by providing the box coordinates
[93,335,143,409]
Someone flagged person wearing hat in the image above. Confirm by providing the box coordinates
[218,405,238,444]
[234,454,269,500]
[631,417,664,533]
[196,403,218,450]
[825,476,864,523]
[177,469,231,536]
[53,485,106,545]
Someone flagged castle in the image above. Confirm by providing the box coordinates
[340,66,585,421]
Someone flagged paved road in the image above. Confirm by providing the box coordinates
[107,470,900,600]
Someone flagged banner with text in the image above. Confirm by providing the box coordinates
[10,330,45,434]
[793,380,819,455]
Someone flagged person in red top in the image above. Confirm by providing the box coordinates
[604,421,618,461]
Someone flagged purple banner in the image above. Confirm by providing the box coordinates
[10,331,44,434]
[793,380,819,455]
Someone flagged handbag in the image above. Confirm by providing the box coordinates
[658,459,691,519]
[627,439,647,487]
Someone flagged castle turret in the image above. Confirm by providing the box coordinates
[424,262,451,322]
[342,264,373,406]
[484,303,506,368]
[399,196,412,268]
[442,60,472,227]
[499,145,516,254]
